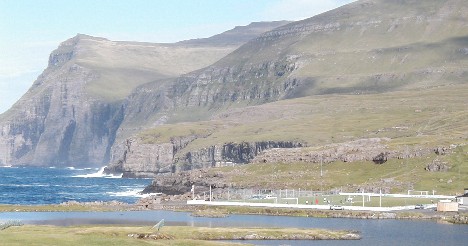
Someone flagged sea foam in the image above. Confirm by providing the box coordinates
[107,188,160,198]
[72,166,123,178]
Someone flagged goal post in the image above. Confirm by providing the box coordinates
[281,198,299,204]
[407,190,429,196]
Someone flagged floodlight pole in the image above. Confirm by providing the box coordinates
[320,157,323,177]
[320,156,323,192]
[362,189,365,207]
[379,188,382,207]
[192,185,195,200]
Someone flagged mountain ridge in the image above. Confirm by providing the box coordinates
[106,0,468,177]
[0,21,289,166]
[1,0,467,173]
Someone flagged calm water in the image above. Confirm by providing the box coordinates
[0,166,151,204]
[0,210,466,245]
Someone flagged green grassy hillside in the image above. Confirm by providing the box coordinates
[139,84,467,150]
[208,144,467,195]
[214,0,468,96]
[75,36,239,101]
[137,83,467,193]
[65,21,291,102]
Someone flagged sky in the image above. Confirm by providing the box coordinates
[0,0,355,114]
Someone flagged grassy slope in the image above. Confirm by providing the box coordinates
[75,38,238,102]
[210,144,468,195]
[215,0,468,95]
[119,0,468,194]
[77,21,292,102]
[139,84,468,149]
[138,84,467,194]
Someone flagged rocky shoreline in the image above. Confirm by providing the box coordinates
[128,229,361,241]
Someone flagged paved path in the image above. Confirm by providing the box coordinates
[187,200,419,211]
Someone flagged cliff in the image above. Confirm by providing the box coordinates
[106,137,303,178]
[0,22,290,167]
[0,36,123,166]
[2,0,467,174]
[106,0,468,177]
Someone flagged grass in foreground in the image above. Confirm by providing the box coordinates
[0,225,358,246]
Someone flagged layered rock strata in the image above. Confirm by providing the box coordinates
[105,138,303,178]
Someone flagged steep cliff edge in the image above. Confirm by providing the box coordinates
[0,36,125,166]
[106,136,303,178]
[107,0,468,177]
[116,0,468,135]
[0,21,291,167]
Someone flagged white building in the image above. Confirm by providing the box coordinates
[456,188,468,206]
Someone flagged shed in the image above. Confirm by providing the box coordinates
[437,200,458,212]
[456,189,468,206]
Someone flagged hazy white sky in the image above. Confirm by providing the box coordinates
[0,0,355,114]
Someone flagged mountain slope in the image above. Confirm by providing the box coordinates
[174,0,468,113]
[177,21,291,46]
[0,22,288,167]
[107,0,468,177]
[114,0,468,142]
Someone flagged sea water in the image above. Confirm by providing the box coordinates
[0,166,152,205]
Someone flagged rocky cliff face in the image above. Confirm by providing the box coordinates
[170,57,300,109]
[107,0,468,177]
[0,36,124,166]
[3,0,467,173]
[106,137,303,178]
[1,22,290,167]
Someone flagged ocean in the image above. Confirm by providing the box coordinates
[0,166,152,205]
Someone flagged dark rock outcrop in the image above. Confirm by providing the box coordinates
[253,138,391,164]
[372,152,389,164]
[106,138,303,178]
[141,169,227,195]
[425,158,450,172]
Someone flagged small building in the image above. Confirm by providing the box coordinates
[456,188,468,206]
[437,200,458,212]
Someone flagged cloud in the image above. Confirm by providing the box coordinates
[261,0,356,21]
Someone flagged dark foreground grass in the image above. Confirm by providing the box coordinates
[0,225,359,246]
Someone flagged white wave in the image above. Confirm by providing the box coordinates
[49,166,56,169]
[65,166,89,171]
[0,165,12,168]
[0,184,50,187]
[107,188,160,198]
[72,166,123,178]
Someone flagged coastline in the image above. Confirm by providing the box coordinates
[2,201,467,245]
[1,201,467,225]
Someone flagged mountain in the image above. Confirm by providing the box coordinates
[178,0,468,108]
[1,0,467,176]
[177,21,291,46]
[0,21,289,167]
[105,0,468,177]
[120,0,468,128]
